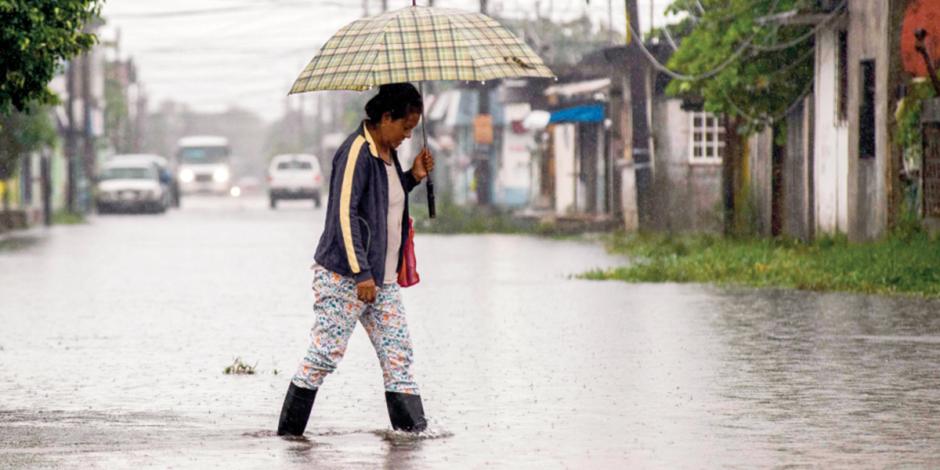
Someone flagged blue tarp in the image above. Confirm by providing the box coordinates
[548,104,605,124]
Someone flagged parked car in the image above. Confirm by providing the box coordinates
[95,160,171,214]
[108,153,180,208]
[267,154,323,209]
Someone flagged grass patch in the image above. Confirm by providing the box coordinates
[0,236,40,251]
[583,230,940,298]
[411,201,562,236]
[52,211,86,225]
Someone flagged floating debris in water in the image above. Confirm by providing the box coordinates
[223,357,257,375]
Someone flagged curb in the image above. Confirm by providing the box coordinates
[0,226,49,244]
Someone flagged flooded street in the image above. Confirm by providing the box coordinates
[3,195,940,468]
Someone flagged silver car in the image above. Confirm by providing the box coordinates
[95,160,170,214]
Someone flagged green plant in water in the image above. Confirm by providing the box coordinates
[586,232,940,298]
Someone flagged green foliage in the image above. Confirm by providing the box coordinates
[896,80,935,147]
[0,105,56,179]
[645,17,696,46]
[52,210,85,225]
[663,0,817,135]
[0,0,102,114]
[585,232,940,298]
[895,79,936,167]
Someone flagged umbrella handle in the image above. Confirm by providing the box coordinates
[419,81,436,219]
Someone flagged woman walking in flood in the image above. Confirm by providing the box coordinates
[277,83,434,436]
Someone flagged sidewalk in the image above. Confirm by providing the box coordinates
[0,225,47,245]
[0,209,48,244]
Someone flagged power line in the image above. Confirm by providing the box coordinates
[108,6,257,19]
[627,0,849,83]
[722,77,814,127]
[107,1,349,19]
[749,0,847,52]
[625,0,781,82]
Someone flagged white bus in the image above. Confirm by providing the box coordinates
[176,135,232,195]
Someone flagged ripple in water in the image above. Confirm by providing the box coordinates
[373,426,454,442]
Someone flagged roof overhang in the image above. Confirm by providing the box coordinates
[544,78,611,99]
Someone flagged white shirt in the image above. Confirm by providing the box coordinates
[383,162,405,285]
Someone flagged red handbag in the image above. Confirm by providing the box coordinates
[397,217,420,287]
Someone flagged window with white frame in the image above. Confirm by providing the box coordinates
[689,112,724,164]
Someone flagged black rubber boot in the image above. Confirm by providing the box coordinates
[385,391,428,432]
[277,383,318,436]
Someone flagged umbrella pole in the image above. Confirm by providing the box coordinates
[419,81,436,219]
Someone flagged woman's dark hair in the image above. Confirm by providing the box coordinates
[364,83,423,122]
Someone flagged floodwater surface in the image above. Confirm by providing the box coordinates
[2,195,940,468]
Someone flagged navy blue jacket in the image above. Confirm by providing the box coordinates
[314,122,419,284]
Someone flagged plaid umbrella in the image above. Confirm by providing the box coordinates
[289,5,553,93]
[289,5,554,217]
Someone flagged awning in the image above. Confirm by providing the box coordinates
[523,110,551,130]
[549,104,604,124]
[543,77,611,98]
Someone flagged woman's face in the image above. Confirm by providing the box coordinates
[380,111,421,149]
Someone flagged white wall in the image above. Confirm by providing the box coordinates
[497,103,534,207]
[814,27,850,235]
[553,124,576,214]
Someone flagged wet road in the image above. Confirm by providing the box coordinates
[3,195,940,468]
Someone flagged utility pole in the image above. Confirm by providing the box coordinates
[475,0,493,206]
[608,0,614,44]
[298,94,305,151]
[362,0,369,16]
[619,0,649,231]
[81,49,95,214]
[316,93,324,158]
[41,150,51,226]
[382,0,388,12]
[65,60,77,213]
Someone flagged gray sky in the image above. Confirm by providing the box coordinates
[100,0,673,122]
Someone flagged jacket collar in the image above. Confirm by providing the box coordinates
[360,121,381,159]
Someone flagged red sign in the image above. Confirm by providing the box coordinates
[901,0,940,77]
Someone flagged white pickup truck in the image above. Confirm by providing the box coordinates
[267,154,324,209]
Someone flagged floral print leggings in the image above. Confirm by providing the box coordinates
[291,266,419,395]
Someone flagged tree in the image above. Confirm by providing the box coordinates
[0,0,101,114]
[663,0,817,134]
[661,0,819,234]
[0,106,56,210]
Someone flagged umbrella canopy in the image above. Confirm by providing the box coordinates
[289,5,554,94]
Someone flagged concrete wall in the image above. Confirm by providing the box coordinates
[553,123,577,214]
[811,0,910,240]
[748,128,775,236]
[782,98,815,241]
[846,0,891,241]
[814,26,851,235]
[647,98,722,233]
[497,102,534,207]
